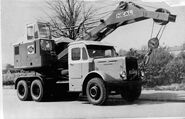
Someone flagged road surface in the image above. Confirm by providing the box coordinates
[3,89,185,119]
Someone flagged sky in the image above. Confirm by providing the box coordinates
[1,0,185,68]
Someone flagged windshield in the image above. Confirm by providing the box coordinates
[86,45,116,58]
[38,24,50,39]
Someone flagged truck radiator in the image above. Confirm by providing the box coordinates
[126,57,139,81]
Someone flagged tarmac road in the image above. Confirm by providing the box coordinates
[3,89,185,119]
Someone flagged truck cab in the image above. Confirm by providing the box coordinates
[68,41,141,105]
[68,41,116,90]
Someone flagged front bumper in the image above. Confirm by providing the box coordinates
[106,80,145,88]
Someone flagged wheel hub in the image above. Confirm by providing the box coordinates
[18,85,25,96]
[90,85,100,99]
[32,84,40,97]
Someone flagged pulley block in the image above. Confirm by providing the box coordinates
[119,1,128,10]
[153,8,171,25]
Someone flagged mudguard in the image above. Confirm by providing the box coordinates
[82,70,114,94]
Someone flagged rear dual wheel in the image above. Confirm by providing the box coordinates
[17,79,51,102]
[17,80,30,101]
[30,79,45,102]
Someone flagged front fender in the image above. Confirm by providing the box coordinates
[82,70,112,95]
[85,70,112,82]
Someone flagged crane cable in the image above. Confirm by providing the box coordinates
[151,22,167,40]
[141,21,167,76]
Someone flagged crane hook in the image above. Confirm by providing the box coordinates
[148,37,159,49]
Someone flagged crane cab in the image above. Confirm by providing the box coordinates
[14,22,57,69]
[27,22,51,41]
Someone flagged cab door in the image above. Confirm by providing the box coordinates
[69,44,83,91]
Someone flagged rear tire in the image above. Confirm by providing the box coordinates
[31,79,44,102]
[121,84,142,102]
[17,80,30,101]
[86,77,107,105]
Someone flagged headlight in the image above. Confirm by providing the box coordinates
[120,71,127,80]
[141,71,145,77]
[40,40,52,51]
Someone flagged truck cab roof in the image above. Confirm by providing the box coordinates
[69,41,113,47]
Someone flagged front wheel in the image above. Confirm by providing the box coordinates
[17,80,30,101]
[86,78,107,105]
[121,84,142,102]
[30,79,44,102]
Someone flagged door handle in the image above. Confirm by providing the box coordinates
[70,63,74,66]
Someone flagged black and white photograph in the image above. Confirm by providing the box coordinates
[1,0,185,118]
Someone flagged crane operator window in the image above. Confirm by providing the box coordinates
[27,26,34,40]
[38,24,50,39]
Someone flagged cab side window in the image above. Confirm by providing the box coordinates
[72,48,81,60]
[82,47,88,60]
[14,46,19,55]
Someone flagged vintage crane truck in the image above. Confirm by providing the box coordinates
[14,1,176,105]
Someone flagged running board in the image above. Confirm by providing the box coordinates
[56,80,69,84]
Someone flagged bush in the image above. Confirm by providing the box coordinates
[3,73,15,86]
[144,47,173,87]
[164,52,185,84]
[154,83,185,91]
[118,47,177,87]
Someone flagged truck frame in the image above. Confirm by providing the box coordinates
[14,1,176,105]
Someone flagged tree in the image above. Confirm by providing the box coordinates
[45,0,96,40]
[118,49,127,56]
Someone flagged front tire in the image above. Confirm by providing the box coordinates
[30,79,44,102]
[17,80,30,101]
[86,78,107,105]
[121,84,142,102]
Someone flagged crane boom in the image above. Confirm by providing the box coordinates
[81,1,176,41]
[58,1,176,60]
